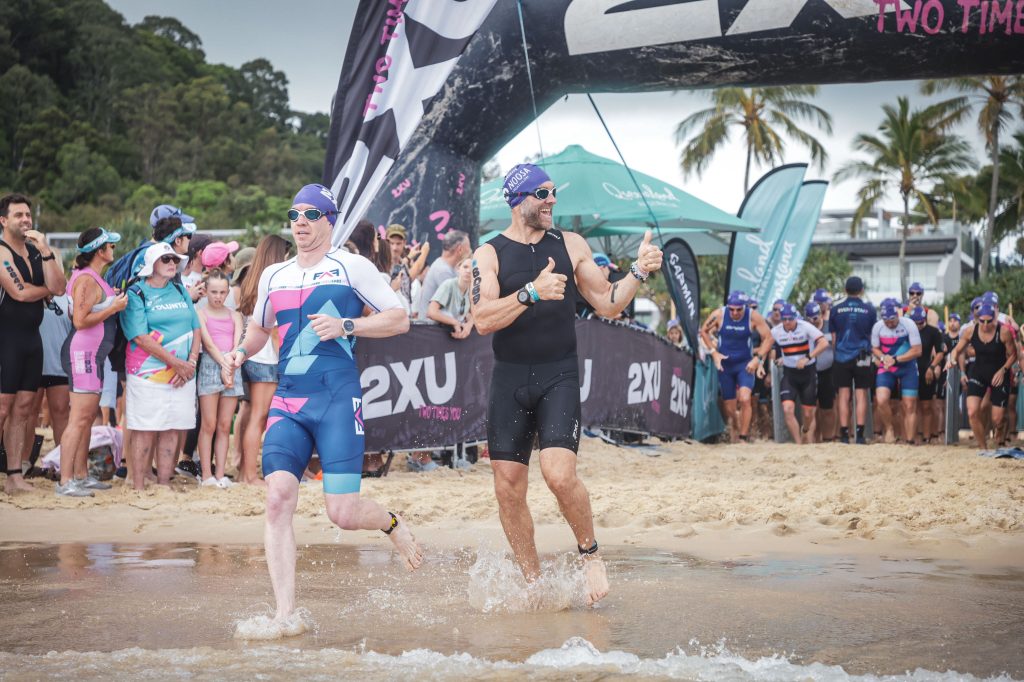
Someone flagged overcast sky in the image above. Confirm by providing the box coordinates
[107,1,994,216]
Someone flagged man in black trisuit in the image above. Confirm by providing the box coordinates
[471,163,663,605]
[909,306,945,444]
[0,193,67,493]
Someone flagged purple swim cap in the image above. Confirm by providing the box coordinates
[502,163,552,209]
[292,184,339,226]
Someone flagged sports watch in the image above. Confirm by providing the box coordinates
[342,318,356,336]
[516,287,534,306]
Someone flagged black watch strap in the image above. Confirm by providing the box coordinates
[40,253,55,261]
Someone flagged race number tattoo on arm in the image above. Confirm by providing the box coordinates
[4,261,25,291]
[471,260,482,305]
[610,282,618,304]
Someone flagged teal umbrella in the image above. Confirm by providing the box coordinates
[480,145,758,235]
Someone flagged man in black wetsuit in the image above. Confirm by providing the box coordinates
[0,193,67,493]
[471,163,663,605]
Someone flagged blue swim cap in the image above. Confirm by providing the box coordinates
[780,303,798,320]
[804,301,821,318]
[727,291,746,306]
[503,163,551,209]
[292,184,339,226]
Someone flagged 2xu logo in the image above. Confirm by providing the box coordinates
[565,0,897,55]
[360,352,456,419]
[627,361,661,405]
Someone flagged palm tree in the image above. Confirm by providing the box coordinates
[921,77,1024,277]
[674,86,833,194]
[833,97,975,296]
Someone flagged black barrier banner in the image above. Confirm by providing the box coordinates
[354,319,692,450]
[576,319,693,439]
[662,237,701,352]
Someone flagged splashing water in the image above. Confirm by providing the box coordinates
[467,549,590,612]
[233,607,315,640]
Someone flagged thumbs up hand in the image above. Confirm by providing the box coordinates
[635,229,663,276]
[533,257,567,301]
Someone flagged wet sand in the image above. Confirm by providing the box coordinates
[2,438,1022,678]
[0,542,1022,679]
[3,439,1022,564]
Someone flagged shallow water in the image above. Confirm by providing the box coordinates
[0,542,1021,680]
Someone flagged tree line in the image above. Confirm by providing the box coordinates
[0,0,327,239]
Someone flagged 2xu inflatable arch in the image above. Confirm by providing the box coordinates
[323,0,1024,253]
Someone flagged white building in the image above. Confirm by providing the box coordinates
[813,207,976,305]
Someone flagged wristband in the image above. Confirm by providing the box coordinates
[525,281,540,302]
[40,253,55,261]
[235,346,248,358]
[629,261,648,282]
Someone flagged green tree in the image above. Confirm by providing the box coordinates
[922,76,1024,277]
[675,86,833,194]
[788,248,852,308]
[48,139,121,208]
[238,58,291,128]
[833,97,975,297]
[136,15,204,54]
[0,65,59,177]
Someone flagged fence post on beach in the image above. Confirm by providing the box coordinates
[945,367,960,445]
[771,362,787,443]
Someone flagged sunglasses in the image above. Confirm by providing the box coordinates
[810,315,821,321]
[513,187,556,201]
[158,255,179,265]
[288,208,336,222]
[45,298,63,317]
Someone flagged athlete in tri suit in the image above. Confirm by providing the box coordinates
[908,306,945,443]
[805,301,836,442]
[830,276,877,444]
[471,163,662,606]
[936,312,961,439]
[770,303,828,444]
[947,302,1018,449]
[0,193,67,493]
[700,291,772,443]
[224,184,422,633]
[872,301,922,444]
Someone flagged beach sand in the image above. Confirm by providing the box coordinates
[3,438,1022,565]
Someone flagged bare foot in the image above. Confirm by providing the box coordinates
[387,513,423,570]
[583,556,609,605]
[242,477,267,488]
[5,474,34,494]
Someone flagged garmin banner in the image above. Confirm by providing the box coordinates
[661,237,701,353]
[726,164,807,307]
[355,319,692,450]
[322,0,497,247]
[327,1,1024,248]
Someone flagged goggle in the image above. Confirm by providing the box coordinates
[977,317,995,325]
[77,227,122,253]
[512,187,556,201]
[288,208,336,222]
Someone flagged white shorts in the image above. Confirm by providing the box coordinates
[126,374,197,431]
